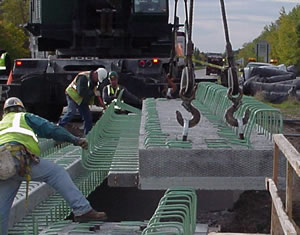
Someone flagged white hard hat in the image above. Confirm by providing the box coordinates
[3,97,25,113]
[96,68,108,83]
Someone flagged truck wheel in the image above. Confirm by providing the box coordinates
[27,104,63,121]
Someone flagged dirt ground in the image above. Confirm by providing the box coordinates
[197,191,272,233]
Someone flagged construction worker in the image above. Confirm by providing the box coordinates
[0,97,107,235]
[102,71,122,106]
[0,50,11,76]
[102,71,142,109]
[58,68,108,135]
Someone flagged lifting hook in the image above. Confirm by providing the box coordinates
[174,0,200,141]
[176,68,201,140]
[224,87,250,139]
[176,101,200,128]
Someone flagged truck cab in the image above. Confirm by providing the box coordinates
[4,0,178,121]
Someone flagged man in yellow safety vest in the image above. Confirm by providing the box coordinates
[102,71,142,110]
[58,68,108,135]
[0,97,107,235]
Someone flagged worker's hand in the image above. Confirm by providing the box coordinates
[74,138,88,149]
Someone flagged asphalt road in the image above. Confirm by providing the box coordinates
[195,69,218,82]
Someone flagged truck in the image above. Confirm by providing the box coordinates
[205,52,224,76]
[2,0,183,121]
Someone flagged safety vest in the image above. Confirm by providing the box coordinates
[66,71,95,105]
[0,52,7,71]
[107,84,121,96]
[0,112,40,156]
[105,84,123,110]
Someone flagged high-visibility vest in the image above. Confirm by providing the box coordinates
[0,52,7,71]
[0,112,40,156]
[66,71,95,105]
[107,84,121,96]
[105,85,123,109]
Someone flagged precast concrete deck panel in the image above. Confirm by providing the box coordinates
[139,99,286,190]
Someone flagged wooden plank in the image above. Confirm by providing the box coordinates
[286,162,293,218]
[266,178,297,235]
[273,134,300,176]
[273,142,279,185]
[271,202,284,235]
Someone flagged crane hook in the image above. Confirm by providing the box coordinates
[176,81,200,141]
[176,101,200,128]
[176,67,201,130]
[224,87,250,139]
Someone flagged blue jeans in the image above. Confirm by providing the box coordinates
[59,95,93,135]
[0,158,92,235]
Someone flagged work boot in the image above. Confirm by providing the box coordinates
[74,209,107,222]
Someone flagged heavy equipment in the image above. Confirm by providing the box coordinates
[205,53,224,76]
[0,0,185,120]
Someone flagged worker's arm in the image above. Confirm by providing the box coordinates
[122,88,142,109]
[25,113,81,144]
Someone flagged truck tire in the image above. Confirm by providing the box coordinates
[27,104,63,121]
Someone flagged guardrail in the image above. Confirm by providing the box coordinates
[266,134,299,235]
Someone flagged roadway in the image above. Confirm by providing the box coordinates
[195,68,218,83]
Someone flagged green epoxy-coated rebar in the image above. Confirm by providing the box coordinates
[9,86,280,234]
[142,187,197,235]
[82,101,141,173]
[194,82,283,148]
[9,170,106,234]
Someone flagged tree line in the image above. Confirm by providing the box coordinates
[0,0,30,61]
[0,0,299,72]
[237,5,300,72]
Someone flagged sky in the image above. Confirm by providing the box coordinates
[169,0,300,53]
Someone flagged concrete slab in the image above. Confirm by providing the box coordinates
[139,99,286,190]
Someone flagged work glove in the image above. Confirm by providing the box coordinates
[75,138,88,150]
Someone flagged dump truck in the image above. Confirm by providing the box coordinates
[1,0,183,120]
[205,53,224,76]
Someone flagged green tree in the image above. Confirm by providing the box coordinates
[0,21,29,60]
[0,0,29,25]
[0,0,30,61]
[296,22,300,47]
[237,5,300,72]
[193,47,206,66]
[276,6,300,69]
